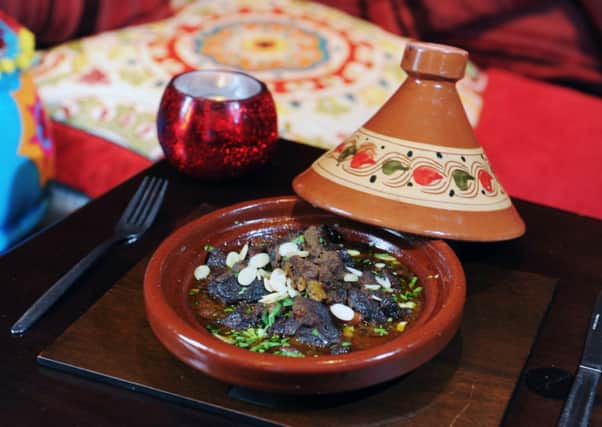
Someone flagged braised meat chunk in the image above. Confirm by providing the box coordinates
[208,275,267,305]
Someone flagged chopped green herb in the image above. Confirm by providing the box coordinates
[203,244,215,251]
[373,326,388,336]
[265,302,282,328]
[282,297,294,307]
[319,237,326,245]
[250,335,289,352]
[311,328,320,337]
[223,306,234,313]
[188,288,200,296]
[341,341,352,347]
[227,327,267,349]
[206,324,220,335]
[238,287,247,295]
[293,235,305,245]
[392,277,423,302]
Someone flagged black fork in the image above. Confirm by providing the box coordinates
[10,176,168,335]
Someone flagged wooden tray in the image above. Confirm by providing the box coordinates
[38,258,555,426]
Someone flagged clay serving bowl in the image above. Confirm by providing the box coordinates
[144,196,466,394]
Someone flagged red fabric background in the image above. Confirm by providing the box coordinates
[52,122,151,198]
[317,0,602,94]
[0,0,173,46]
[475,69,602,219]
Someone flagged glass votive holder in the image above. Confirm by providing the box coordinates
[157,70,278,180]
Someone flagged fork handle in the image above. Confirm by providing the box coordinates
[10,237,120,335]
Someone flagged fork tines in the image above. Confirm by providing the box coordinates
[120,176,168,227]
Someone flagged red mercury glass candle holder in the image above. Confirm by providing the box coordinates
[157,70,278,180]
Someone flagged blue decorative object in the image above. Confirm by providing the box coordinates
[0,11,54,253]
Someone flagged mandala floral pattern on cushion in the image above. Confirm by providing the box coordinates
[33,0,486,159]
[314,128,510,212]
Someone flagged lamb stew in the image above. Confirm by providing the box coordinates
[188,225,425,357]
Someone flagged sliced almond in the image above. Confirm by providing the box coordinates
[263,277,273,292]
[375,275,392,290]
[370,294,383,302]
[363,284,380,291]
[193,265,210,280]
[259,291,288,304]
[398,301,416,309]
[329,303,355,322]
[237,266,257,286]
[249,252,270,269]
[291,250,309,258]
[374,262,385,269]
[346,249,361,257]
[225,251,240,268]
[345,266,363,277]
[343,273,359,282]
[257,268,271,279]
[269,268,287,293]
[238,243,249,261]
[278,242,299,257]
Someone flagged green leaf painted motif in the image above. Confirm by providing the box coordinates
[382,160,409,175]
[337,145,357,163]
[452,170,475,191]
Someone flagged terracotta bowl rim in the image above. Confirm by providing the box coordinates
[144,195,466,376]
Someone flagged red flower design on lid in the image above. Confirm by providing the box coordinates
[478,170,493,192]
[413,166,443,186]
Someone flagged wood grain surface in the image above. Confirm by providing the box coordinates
[38,258,555,426]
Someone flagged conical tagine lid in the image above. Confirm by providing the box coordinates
[293,41,525,241]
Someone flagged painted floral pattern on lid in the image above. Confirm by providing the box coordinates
[313,127,511,212]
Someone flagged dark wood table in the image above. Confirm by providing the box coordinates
[2,140,601,426]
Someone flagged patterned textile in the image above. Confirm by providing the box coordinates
[33,0,486,160]
[0,10,54,251]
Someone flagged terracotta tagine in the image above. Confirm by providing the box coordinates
[144,196,466,393]
[293,41,525,241]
